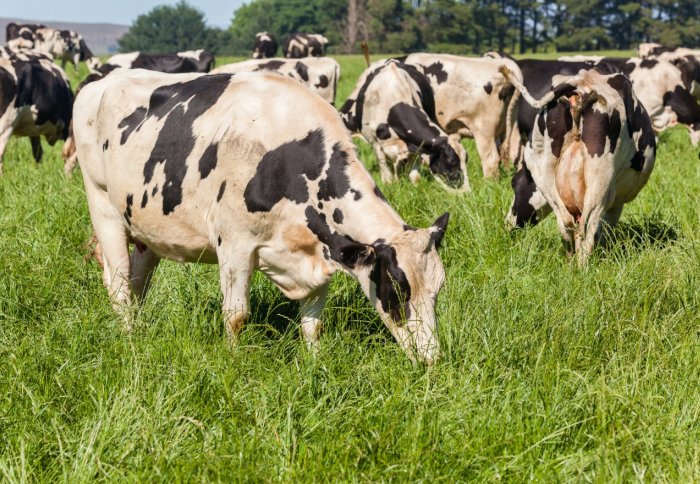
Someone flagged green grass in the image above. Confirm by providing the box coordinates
[1,54,699,482]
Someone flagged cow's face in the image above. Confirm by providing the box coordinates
[345,214,450,364]
[429,135,469,192]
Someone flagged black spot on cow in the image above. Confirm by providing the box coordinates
[294,62,309,81]
[581,106,612,157]
[483,82,493,94]
[255,60,285,72]
[315,74,329,88]
[118,107,147,145]
[198,143,218,179]
[123,194,134,225]
[318,202,323,209]
[640,58,659,69]
[376,123,391,140]
[152,185,158,196]
[333,208,344,224]
[217,236,222,246]
[499,84,515,101]
[373,186,386,202]
[424,62,448,84]
[0,67,17,115]
[244,129,326,212]
[663,86,700,130]
[369,244,412,322]
[318,144,351,201]
[126,74,232,215]
[305,206,357,264]
[545,102,573,157]
[102,139,109,151]
[217,181,226,202]
[141,190,148,208]
[608,109,622,152]
[351,189,362,200]
[510,163,541,227]
[387,102,442,153]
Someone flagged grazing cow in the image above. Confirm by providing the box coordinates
[636,46,700,101]
[6,23,100,71]
[284,33,328,58]
[0,54,73,174]
[72,69,450,363]
[391,53,523,178]
[501,67,656,263]
[106,50,215,73]
[211,57,340,104]
[340,59,469,191]
[253,32,278,59]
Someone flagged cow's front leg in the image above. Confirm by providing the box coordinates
[30,137,43,162]
[375,145,395,184]
[474,134,500,178]
[300,283,329,349]
[218,252,253,341]
[0,127,14,175]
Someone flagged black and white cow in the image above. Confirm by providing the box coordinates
[0,53,73,174]
[385,53,523,178]
[106,50,215,73]
[72,69,451,363]
[6,23,100,72]
[501,67,656,263]
[283,33,328,58]
[252,32,278,59]
[636,45,700,101]
[340,59,469,191]
[211,57,340,104]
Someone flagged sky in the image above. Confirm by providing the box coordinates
[3,1,245,28]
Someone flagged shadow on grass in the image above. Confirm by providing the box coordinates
[608,214,678,253]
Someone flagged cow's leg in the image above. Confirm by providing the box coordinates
[474,134,500,178]
[0,127,14,175]
[577,203,606,265]
[93,216,132,325]
[375,145,396,184]
[218,249,253,341]
[30,137,43,162]
[129,244,160,301]
[300,283,329,349]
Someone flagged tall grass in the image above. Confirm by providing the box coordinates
[0,54,698,481]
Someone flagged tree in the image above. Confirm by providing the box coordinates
[119,2,216,53]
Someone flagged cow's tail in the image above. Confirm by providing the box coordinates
[499,65,560,109]
[361,41,370,68]
[501,70,522,166]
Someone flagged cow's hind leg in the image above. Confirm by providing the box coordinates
[130,245,160,301]
[577,202,608,265]
[0,127,14,175]
[300,283,329,349]
[30,137,43,162]
[474,134,500,178]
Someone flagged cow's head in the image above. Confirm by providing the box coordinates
[429,134,470,192]
[342,214,450,364]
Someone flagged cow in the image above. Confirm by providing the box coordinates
[556,56,700,145]
[388,53,523,178]
[501,66,656,263]
[211,57,340,104]
[636,46,700,101]
[6,23,100,72]
[106,50,216,73]
[253,32,278,59]
[283,33,328,58]
[0,53,73,174]
[72,68,451,364]
[340,59,469,191]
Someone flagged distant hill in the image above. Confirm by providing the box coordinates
[0,17,128,55]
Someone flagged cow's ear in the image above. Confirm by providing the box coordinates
[429,212,450,247]
[340,242,375,268]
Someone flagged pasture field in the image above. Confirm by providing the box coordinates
[1,54,698,482]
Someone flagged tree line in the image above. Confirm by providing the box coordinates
[120,0,700,56]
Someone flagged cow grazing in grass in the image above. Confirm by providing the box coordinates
[0,53,73,174]
[283,33,328,58]
[253,32,278,59]
[393,53,523,178]
[212,57,340,104]
[72,69,450,363]
[501,67,656,263]
[106,50,215,73]
[340,59,469,191]
[6,22,100,72]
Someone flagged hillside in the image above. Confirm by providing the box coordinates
[0,17,128,55]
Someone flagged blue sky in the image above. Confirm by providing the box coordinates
[4,1,245,28]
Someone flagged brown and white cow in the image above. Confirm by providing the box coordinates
[340,59,469,191]
[72,69,450,363]
[501,67,656,263]
[211,57,339,104]
[0,53,73,174]
[395,53,523,178]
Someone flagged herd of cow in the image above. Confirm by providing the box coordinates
[2,21,699,363]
